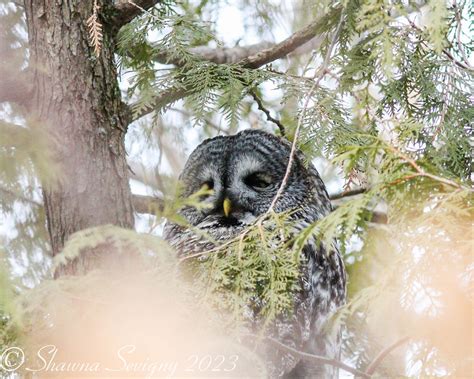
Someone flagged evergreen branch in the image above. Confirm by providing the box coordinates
[330,205,387,224]
[432,66,452,140]
[128,7,342,122]
[262,337,371,378]
[365,336,411,375]
[408,20,473,71]
[0,68,32,107]
[387,145,472,191]
[329,188,388,224]
[112,0,163,29]
[250,90,286,136]
[131,87,188,121]
[87,0,103,57]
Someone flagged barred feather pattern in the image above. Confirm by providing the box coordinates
[164,130,346,378]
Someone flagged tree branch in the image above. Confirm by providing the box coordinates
[0,187,42,207]
[152,42,274,66]
[407,19,473,72]
[169,107,229,135]
[132,194,164,214]
[329,188,388,224]
[128,6,342,122]
[329,187,367,200]
[250,90,286,136]
[131,86,188,122]
[112,0,162,29]
[263,337,371,378]
[365,337,410,375]
[240,7,340,69]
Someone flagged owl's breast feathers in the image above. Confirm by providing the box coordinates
[164,215,346,378]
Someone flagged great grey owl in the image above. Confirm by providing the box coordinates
[164,129,346,378]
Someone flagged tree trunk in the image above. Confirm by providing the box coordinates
[24,1,133,263]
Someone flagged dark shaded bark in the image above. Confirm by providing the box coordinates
[112,0,162,29]
[24,0,134,261]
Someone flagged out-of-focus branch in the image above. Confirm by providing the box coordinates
[263,337,371,378]
[130,87,188,122]
[128,162,163,190]
[262,335,411,378]
[366,337,410,375]
[240,7,340,69]
[152,42,274,66]
[128,6,342,122]
[132,194,164,214]
[0,68,32,107]
[0,187,42,207]
[112,0,162,29]
[169,107,229,135]
[329,187,388,224]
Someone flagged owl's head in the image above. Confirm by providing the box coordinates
[177,129,331,234]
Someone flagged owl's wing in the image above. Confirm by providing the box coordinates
[261,240,346,378]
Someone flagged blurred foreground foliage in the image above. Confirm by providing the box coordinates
[1,0,472,377]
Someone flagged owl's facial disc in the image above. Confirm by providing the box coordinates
[179,130,311,234]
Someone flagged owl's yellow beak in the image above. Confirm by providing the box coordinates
[223,198,232,217]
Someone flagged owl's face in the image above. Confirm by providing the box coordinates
[176,130,330,237]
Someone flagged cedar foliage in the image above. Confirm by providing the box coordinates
[1,0,473,377]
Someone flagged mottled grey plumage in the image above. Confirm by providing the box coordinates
[164,129,346,378]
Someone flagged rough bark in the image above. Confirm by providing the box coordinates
[24,0,134,261]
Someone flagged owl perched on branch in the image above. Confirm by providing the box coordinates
[164,130,346,378]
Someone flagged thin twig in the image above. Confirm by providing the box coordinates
[329,187,367,200]
[387,145,472,191]
[168,107,229,135]
[408,20,473,71]
[267,11,345,214]
[0,187,42,207]
[132,194,164,214]
[365,336,411,375]
[250,90,286,136]
[453,0,473,69]
[432,65,452,140]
